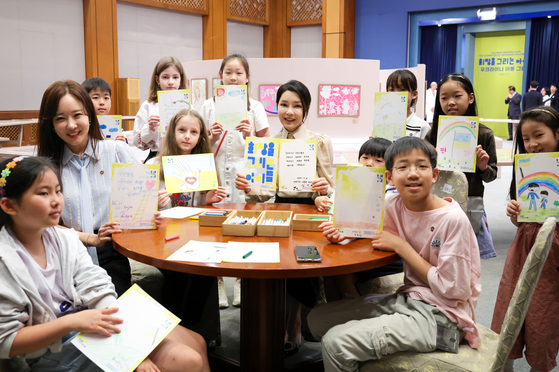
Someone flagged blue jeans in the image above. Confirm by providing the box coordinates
[27,332,101,372]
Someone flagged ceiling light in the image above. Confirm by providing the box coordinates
[477,7,497,21]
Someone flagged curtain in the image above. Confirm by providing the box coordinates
[526,17,559,90]
[420,25,458,85]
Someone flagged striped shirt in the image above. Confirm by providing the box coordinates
[61,140,138,231]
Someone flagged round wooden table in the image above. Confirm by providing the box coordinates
[113,203,398,372]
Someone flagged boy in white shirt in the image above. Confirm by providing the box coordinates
[308,137,481,372]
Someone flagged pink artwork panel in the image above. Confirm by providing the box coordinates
[259,84,281,115]
[318,85,361,117]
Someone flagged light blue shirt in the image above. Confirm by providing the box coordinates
[61,140,138,232]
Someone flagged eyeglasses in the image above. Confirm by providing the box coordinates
[392,164,432,176]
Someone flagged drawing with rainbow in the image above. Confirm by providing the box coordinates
[515,152,559,222]
[436,116,479,173]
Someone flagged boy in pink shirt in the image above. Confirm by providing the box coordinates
[308,137,481,372]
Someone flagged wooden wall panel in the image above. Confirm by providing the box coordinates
[83,0,120,114]
[287,0,322,26]
[203,0,228,60]
[0,111,39,146]
[263,0,290,58]
[119,0,208,15]
[322,0,354,58]
[227,0,269,25]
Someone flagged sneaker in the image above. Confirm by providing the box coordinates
[218,277,229,309]
[232,278,241,307]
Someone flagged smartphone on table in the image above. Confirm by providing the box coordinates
[295,245,322,263]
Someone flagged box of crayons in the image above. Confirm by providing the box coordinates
[222,210,264,237]
[257,210,293,238]
[292,214,331,232]
[199,209,233,227]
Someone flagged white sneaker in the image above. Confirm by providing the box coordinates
[218,277,229,309]
[232,278,241,307]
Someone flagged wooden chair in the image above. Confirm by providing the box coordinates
[359,217,556,372]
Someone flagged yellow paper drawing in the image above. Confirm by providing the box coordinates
[71,284,180,372]
[162,154,218,194]
[110,163,159,229]
[333,165,386,238]
[157,89,190,136]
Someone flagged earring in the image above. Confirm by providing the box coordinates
[52,127,56,133]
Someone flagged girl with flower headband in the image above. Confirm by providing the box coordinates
[492,106,559,372]
[0,156,209,372]
[426,73,498,260]
[37,80,157,296]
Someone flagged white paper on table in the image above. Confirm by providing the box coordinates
[157,89,190,137]
[214,85,248,131]
[278,139,317,192]
[160,207,207,219]
[166,240,228,263]
[71,284,179,372]
[332,165,386,238]
[223,241,280,263]
[110,164,159,229]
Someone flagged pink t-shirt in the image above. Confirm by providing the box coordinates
[383,194,482,348]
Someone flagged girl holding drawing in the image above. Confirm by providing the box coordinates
[0,156,210,372]
[133,56,187,162]
[426,73,498,259]
[386,69,430,139]
[492,106,559,372]
[200,53,271,204]
[37,80,160,297]
[236,79,335,356]
[146,108,225,344]
[200,54,271,308]
[147,108,226,209]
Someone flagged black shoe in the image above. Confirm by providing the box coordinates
[507,137,513,141]
[284,342,300,357]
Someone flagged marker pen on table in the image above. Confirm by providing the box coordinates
[165,235,180,242]
[242,251,253,259]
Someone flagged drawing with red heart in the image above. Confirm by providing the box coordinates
[146,180,156,191]
[185,177,198,186]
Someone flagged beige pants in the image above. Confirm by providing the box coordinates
[308,293,457,372]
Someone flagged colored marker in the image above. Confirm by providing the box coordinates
[242,251,253,259]
[165,235,180,241]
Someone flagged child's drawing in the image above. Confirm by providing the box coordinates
[318,85,360,117]
[333,165,386,238]
[157,89,190,137]
[259,85,281,115]
[110,163,159,229]
[162,154,218,194]
[243,137,279,191]
[98,115,122,140]
[191,78,206,114]
[372,92,407,141]
[214,85,248,131]
[436,116,479,173]
[516,152,559,222]
[212,78,221,97]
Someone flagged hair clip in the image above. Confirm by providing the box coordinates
[0,156,26,199]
